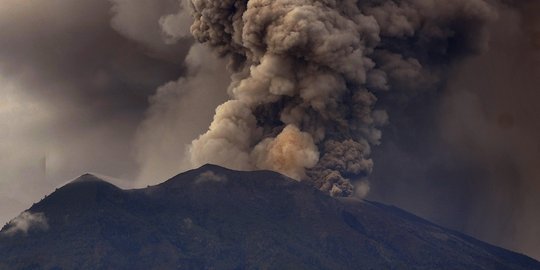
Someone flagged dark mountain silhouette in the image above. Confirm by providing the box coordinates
[1,164,539,270]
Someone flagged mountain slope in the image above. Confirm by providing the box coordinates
[1,164,539,270]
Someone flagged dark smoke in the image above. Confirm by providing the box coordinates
[186,0,496,196]
[367,0,540,259]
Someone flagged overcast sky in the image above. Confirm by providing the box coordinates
[0,0,539,260]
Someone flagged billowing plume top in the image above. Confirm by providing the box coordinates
[186,0,496,196]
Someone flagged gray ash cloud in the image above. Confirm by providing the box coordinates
[186,0,496,196]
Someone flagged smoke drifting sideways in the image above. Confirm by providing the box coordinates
[186,0,496,197]
[438,0,540,258]
[0,0,194,224]
[363,0,540,258]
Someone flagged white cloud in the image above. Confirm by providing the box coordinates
[195,171,227,184]
[3,211,49,236]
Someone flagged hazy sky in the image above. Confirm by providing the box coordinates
[0,0,539,260]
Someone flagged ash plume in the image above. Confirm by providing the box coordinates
[187,0,496,197]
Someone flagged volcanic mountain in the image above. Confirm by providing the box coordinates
[1,164,539,270]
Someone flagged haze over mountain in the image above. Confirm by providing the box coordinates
[1,0,540,260]
[1,165,539,270]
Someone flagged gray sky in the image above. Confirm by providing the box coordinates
[0,0,538,260]
[0,0,191,220]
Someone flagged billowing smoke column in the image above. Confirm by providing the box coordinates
[187,0,495,197]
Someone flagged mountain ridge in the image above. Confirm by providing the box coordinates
[1,164,539,270]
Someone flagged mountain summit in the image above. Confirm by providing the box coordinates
[1,165,539,270]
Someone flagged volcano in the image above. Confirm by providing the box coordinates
[1,164,539,270]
